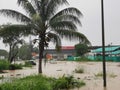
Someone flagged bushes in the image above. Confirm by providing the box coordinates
[0,75,52,90]
[0,75,85,90]
[0,60,10,72]
[0,60,23,72]
[75,57,91,62]
[24,61,36,67]
[74,66,85,73]
[9,64,23,70]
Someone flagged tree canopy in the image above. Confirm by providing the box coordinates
[0,0,90,73]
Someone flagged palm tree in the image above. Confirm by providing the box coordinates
[0,0,90,73]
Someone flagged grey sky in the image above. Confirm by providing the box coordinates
[0,0,120,50]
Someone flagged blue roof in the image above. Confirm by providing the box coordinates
[111,50,120,54]
[92,46,120,53]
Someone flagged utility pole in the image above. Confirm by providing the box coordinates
[101,0,107,87]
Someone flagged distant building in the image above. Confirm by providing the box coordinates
[88,45,120,61]
[44,46,75,60]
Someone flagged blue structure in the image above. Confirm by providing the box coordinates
[88,46,120,62]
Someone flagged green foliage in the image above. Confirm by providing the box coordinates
[74,66,84,73]
[0,49,8,58]
[23,61,33,67]
[53,75,85,89]
[75,43,88,56]
[109,73,117,78]
[75,57,91,62]
[18,43,32,60]
[0,60,23,72]
[0,0,90,73]
[0,75,85,90]
[0,75,52,90]
[0,60,10,72]
[94,72,103,77]
[9,64,23,70]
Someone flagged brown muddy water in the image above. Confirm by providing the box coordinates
[0,61,120,90]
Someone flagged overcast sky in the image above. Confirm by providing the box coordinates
[0,0,120,50]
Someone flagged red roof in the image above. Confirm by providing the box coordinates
[61,46,74,50]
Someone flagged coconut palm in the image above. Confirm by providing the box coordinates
[0,0,90,73]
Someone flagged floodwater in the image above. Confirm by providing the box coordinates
[0,61,120,90]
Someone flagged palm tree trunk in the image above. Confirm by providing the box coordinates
[38,36,45,73]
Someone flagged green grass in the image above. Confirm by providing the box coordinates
[0,75,85,90]
[74,66,85,73]
[94,72,103,77]
[109,73,117,78]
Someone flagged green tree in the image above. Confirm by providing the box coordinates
[0,49,8,59]
[75,43,88,56]
[0,0,90,73]
[18,43,32,60]
[0,25,24,63]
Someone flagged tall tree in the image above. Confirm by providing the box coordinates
[0,0,90,73]
[0,24,24,63]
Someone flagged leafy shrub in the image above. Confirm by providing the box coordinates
[74,67,84,73]
[0,75,85,90]
[75,57,91,62]
[0,75,52,90]
[0,60,10,72]
[24,61,36,67]
[94,72,103,77]
[9,64,23,70]
[53,75,85,90]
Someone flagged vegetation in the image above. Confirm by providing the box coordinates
[18,43,32,60]
[0,60,10,72]
[0,75,85,90]
[109,73,117,78]
[0,0,90,73]
[9,64,23,70]
[0,49,8,59]
[94,72,103,77]
[75,43,89,56]
[23,61,36,67]
[0,60,36,72]
[75,56,91,62]
[0,24,24,63]
[74,66,85,73]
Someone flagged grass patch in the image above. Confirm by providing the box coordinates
[0,75,85,90]
[94,72,117,78]
[94,72,103,77]
[75,57,91,62]
[74,66,85,73]
[109,73,117,78]
[9,64,23,70]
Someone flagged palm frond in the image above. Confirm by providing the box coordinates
[31,0,41,12]
[0,24,32,37]
[0,9,31,23]
[46,0,69,19]
[49,14,81,26]
[50,7,82,21]
[47,32,61,49]
[50,21,77,31]
[17,0,36,17]
[53,29,90,44]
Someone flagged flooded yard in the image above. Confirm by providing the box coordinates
[0,61,120,90]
